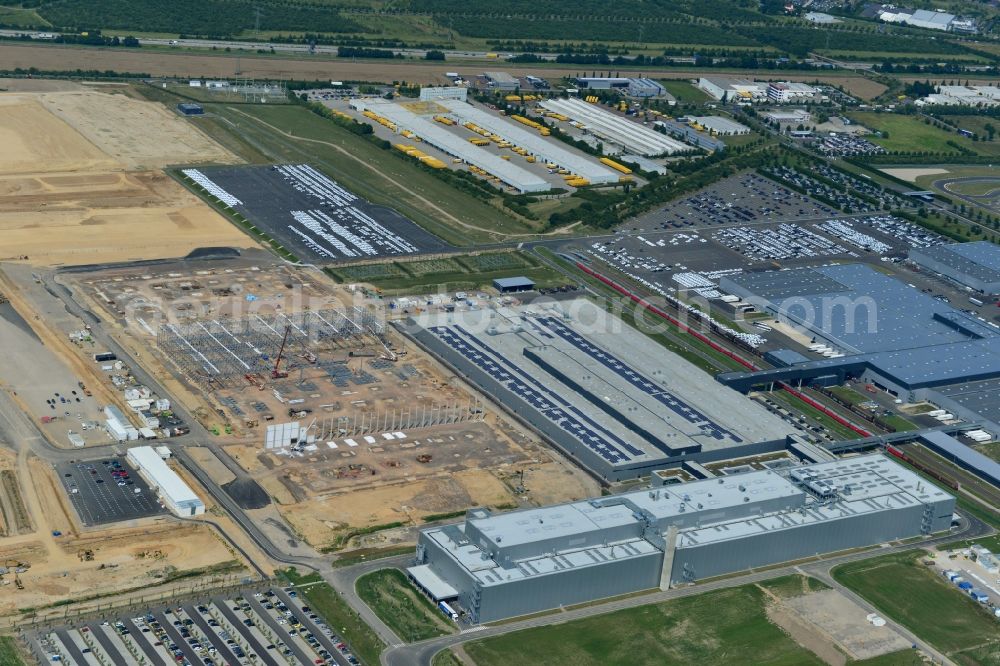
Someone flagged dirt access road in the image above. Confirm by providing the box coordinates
[0,43,888,99]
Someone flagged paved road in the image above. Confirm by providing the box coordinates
[0,28,551,61]
[379,514,991,666]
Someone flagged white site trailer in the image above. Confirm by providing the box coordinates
[126,446,205,516]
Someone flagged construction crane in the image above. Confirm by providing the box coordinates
[272,325,291,379]
[370,327,398,362]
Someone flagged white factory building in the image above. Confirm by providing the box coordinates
[766,82,818,104]
[127,445,205,517]
[419,86,468,102]
[540,97,690,156]
[916,86,1000,107]
[690,116,750,135]
[697,77,767,103]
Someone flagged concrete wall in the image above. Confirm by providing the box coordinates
[671,503,939,583]
[475,552,661,623]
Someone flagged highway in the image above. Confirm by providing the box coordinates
[0,29,543,61]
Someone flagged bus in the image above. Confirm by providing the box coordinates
[438,601,459,621]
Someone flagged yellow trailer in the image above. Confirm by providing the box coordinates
[599,157,632,175]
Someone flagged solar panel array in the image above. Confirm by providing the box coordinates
[534,316,742,443]
[428,325,644,464]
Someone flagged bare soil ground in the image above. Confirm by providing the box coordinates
[784,589,911,660]
[0,170,257,265]
[879,167,950,183]
[761,584,910,664]
[186,447,237,485]
[0,454,243,620]
[0,89,250,266]
[38,90,235,170]
[0,44,887,99]
[0,95,118,174]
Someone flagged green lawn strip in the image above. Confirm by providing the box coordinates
[759,573,831,599]
[281,568,386,666]
[973,442,1000,463]
[463,581,826,666]
[332,545,415,569]
[210,104,534,244]
[431,649,465,666]
[356,568,455,642]
[832,550,1000,660]
[829,386,870,406]
[0,636,26,666]
[878,414,918,432]
[848,112,1000,157]
[658,79,713,103]
[327,251,568,294]
[848,649,926,666]
[767,391,863,440]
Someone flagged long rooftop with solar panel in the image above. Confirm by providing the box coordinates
[403,298,792,480]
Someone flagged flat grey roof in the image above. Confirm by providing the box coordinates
[493,276,534,288]
[911,241,1000,287]
[919,431,1000,485]
[723,264,990,354]
[422,454,953,586]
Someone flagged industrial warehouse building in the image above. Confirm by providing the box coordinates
[715,263,1000,439]
[126,446,205,517]
[483,71,519,90]
[493,276,535,293]
[419,86,468,102]
[350,99,549,193]
[697,77,767,102]
[350,99,618,191]
[404,300,791,481]
[409,453,954,622]
[690,116,750,135]
[539,97,690,156]
[574,77,668,98]
[909,241,1000,295]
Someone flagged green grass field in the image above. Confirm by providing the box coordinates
[850,650,928,666]
[326,251,568,293]
[946,179,1000,197]
[941,115,1000,142]
[0,637,25,666]
[187,102,540,246]
[833,551,1000,664]
[850,112,1000,157]
[431,649,465,666]
[0,5,48,27]
[880,414,918,432]
[659,79,712,103]
[281,568,386,666]
[829,386,869,406]
[464,577,827,666]
[356,568,455,642]
[974,442,1000,462]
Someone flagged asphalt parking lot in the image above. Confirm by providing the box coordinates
[191,164,449,262]
[631,172,840,232]
[28,585,360,666]
[57,458,165,526]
